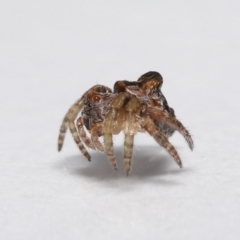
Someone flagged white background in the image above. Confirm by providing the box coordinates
[1,1,240,239]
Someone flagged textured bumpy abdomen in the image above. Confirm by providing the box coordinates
[154,107,176,138]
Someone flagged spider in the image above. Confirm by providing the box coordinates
[57,71,193,175]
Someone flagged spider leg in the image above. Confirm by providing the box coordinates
[91,123,105,152]
[142,116,182,167]
[147,106,194,150]
[123,96,140,175]
[66,98,91,161]
[76,117,95,150]
[103,92,129,170]
[58,115,69,151]
[57,97,83,151]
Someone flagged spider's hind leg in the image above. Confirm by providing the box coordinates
[147,106,194,150]
[142,116,182,167]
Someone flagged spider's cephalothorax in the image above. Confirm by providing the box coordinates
[58,71,194,175]
[57,85,113,160]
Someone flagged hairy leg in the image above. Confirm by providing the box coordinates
[147,106,194,150]
[122,97,140,175]
[58,115,69,151]
[64,98,91,160]
[103,92,129,170]
[69,121,91,161]
[57,98,84,151]
[142,116,182,167]
[76,117,95,150]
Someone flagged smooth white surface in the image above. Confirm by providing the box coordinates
[1,1,240,239]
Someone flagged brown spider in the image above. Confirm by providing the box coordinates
[57,71,193,175]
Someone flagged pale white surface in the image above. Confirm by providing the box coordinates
[1,1,240,240]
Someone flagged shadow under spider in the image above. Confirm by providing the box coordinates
[58,146,190,184]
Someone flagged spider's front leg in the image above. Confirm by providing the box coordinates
[103,92,129,170]
[57,97,91,160]
[76,117,96,150]
[58,97,83,151]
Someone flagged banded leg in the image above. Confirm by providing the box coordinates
[142,116,182,167]
[69,122,91,160]
[67,98,91,160]
[76,117,95,150]
[104,133,117,169]
[124,134,134,175]
[103,92,129,170]
[123,96,140,175]
[103,108,116,169]
[147,106,194,150]
[58,115,69,151]
[58,97,84,151]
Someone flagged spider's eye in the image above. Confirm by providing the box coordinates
[90,93,101,102]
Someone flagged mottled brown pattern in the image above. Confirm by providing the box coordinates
[57,71,194,175]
